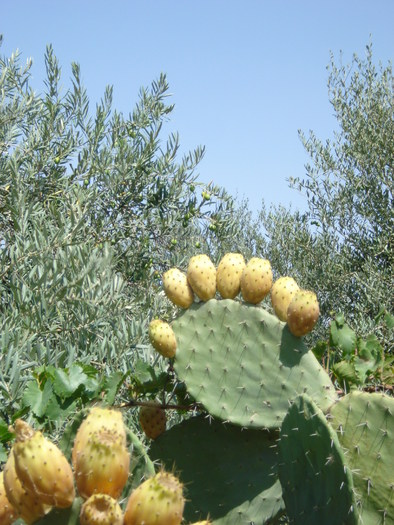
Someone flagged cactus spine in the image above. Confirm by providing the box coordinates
[123,471,185,525]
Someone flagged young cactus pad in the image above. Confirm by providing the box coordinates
[149,415,284,524]
[172,299,336,428]
[329,391,394,524]
[278,394,358,525]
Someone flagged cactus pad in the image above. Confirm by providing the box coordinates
[149,414,284,524]
[329,391,394,525]
[278,394,358,525]
[172,299,336,428]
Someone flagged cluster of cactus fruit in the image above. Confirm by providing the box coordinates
[0,407,201,525]
[1,252,392,524]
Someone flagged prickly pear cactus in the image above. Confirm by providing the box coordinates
[149,414,284,524]
[278,394,358,525]
[329,391,394,525]
[172,299,336,428]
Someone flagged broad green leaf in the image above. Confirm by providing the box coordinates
[332,360,360,389]
[384,312,394,329]
[22,380,54,418]
[103,371,126,405]
[311,340,328,361]
[52,365,88,399]
[330,320,357,356]
[0,443,8,462]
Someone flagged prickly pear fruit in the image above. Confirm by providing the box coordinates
[139,403,167,439]
[163,268,194,308]
[80,493,123,525]
[124,471,185,525]
[11,419,75,508]
[271,276,300,321]
[0,471,20,525]
[287,289,320,337]
[149,319,177,358]
[3,449,52,524]
[187,254,216,301]
[216,252,246,299]
[188,521,212,525]
[74,427,130,500]
[72,406,127,467]
[240,257,273,304]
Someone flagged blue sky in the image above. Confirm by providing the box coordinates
[2,1,393,214]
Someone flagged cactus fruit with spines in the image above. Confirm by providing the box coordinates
[0,471,19,525]
[287,289,320,337]
[271,276,299,321]
[139,403,167,439]
[74,427,130,500]
[278,394,358,525]
[79,494,123,525]
[187,254,217,301]
[11,419,75,509]
[329,391,394,524]
[163,267,194,308]
[123,471,185,525]
[72,406,127,467]
[3,450,52,523]
[240,257,273,304]
[148,319,177,358]
[216,252,245,299]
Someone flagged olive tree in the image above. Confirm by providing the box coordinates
[0,38,238,426]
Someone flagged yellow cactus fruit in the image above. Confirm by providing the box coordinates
[163,268,194,308]
[139,403,167,439]
[80,493,123,525]
[189,521,212,525]
[216,252,246,299]
[3,449,52,524]
[74,427,130,500]
[270,276,300,321]
[240,257,273,304]
[124,471,185,525]
[149,319,177,358]
[287,289,320,337]
[187,254,217,301]
[72,406,127,467]
[0,471,20,525]
[11,419,75,508]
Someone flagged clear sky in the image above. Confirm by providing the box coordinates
[2,1,393,214]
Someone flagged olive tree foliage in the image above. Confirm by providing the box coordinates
[0,38,239,422]
[252,44,393,346]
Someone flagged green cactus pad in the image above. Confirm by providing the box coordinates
[172,299,336,428]
[149,414,284,524]
[329,391,394,525]
[278,394,358,525]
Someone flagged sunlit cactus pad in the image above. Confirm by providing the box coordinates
[149,415,284,524]
[172,299,336,428]
[278,394,358,525]
[329,391,394,525]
